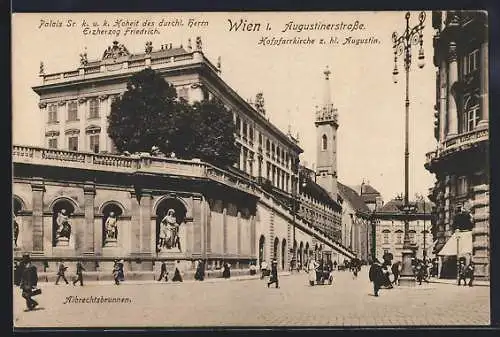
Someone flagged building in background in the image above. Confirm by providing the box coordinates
[425,11,489,279]
[374,196,433,262]
[337,183,372,263]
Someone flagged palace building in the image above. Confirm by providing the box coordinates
[425,11,489,279]
[13,38,354,279]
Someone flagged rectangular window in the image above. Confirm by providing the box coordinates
[68,136,79,151]
[249,126,254,143]
[457,176,468,196]
[67,101,78,121]
[383,232,389,244]
[178,88,189,101]
[396,232,402,244]
[89,135,100,153]
[48,105,58,123]
[466,107,480,132]
[258,133,263,146]
[89,99,100,119]
[48,138,58,149]
[242,122,248,140]
[464,49,479,75]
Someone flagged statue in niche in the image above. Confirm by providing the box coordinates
[13,212,19,247]
[158,209,181,251]
[55,209,72,241]
[105,211,118,240]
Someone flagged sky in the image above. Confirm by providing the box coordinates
[12,11,437,202]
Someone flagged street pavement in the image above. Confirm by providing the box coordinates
[13,267,490,328]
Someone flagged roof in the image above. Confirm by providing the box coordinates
[337,182,370,213]
[378,198,434,214]
[300,179,342,212]
[350,183,381,204]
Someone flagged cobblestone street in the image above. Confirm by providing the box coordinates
[13,267,490,327]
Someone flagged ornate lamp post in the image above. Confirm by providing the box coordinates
[391,11,426,285]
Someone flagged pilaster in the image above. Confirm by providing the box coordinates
[192,196,203,256]
[471,183,489,279]
[140,191,152,255]
[31,178,45,253]
[223,204,228,255]
[236,211,242,256]
[130,190,141,254]
[478,41,489,128]
[83,182,96,255]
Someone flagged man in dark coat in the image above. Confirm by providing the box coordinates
[267,259,279,288]
[457,259,467,286]
[391,261,401,286]
[222,262,231,279]
[55,261,69,285]
[172,260,183,282]
[158,261,168,282]
[369,259,384,297]
[19,254,39,310]
[73,261,85,286]
[194,260,205,281]
[466,261,475,287]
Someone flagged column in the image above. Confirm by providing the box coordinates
[478,41,489,128]
[192,196,203,256]
[439,60,447,142]
[83,182,96,255]
[31,178,45,253]
[447,42,458,137]
[205,199,212,254]
[140,191,152,255]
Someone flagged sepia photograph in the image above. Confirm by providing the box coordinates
[11,11,490,328]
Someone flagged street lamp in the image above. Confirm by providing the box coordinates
[391,11,426,286]
[455,229,462,285]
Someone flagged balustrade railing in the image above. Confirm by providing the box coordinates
[426,128,488,165]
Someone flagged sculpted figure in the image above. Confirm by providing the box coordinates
[105,211,118,240]
[56,209,71,240]
[158,209,181,251]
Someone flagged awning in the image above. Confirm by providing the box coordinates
[437,230,473,256]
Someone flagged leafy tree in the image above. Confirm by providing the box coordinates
[190,98,239,168]
[108,68,239,168]
[107,68,185,154]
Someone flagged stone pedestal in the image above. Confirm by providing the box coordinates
[104,238,118,247]
[56,237,70,247]
[399,247,416,287]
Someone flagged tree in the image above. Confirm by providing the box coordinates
[107,68,186,154]
[190,98,239,168]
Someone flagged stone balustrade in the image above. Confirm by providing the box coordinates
[425,127,488,166]
[41,52,199,85]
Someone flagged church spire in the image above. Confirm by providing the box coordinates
[315,65,338,125]
[323,65,332,107]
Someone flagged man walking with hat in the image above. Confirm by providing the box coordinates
[267,259,279,288]
[19,254,40,311]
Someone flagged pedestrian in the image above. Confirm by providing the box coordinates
[307,258,319,286]
[260,260,269,279]
[55,261,69,285]
[72,261,85,286]
[391,261,401,286]
[112,260,121,285]
[222,262,231,279]
[466,261,475,287]
[249,262,257,276]
[172,260,183,282]
[369,259,384,297]
[458,259,467,286]
[19,254,41,311]
[333,261,337,270]
[267,259,279,288]
[158,261,168,282]
[195,259,205,281]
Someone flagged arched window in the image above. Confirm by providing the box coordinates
[463,95,480,132]
[259,235,265,267]
[322,134,328,150]
[395,230,403,244]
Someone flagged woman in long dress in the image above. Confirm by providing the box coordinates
[307,259,318,286]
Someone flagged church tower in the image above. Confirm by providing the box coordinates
[315,66,339,199]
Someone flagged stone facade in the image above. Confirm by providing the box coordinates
[13,146,355,280]
[425,11,489,279]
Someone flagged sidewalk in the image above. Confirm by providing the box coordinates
[427,277,490,287]
[37,271,291,287]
